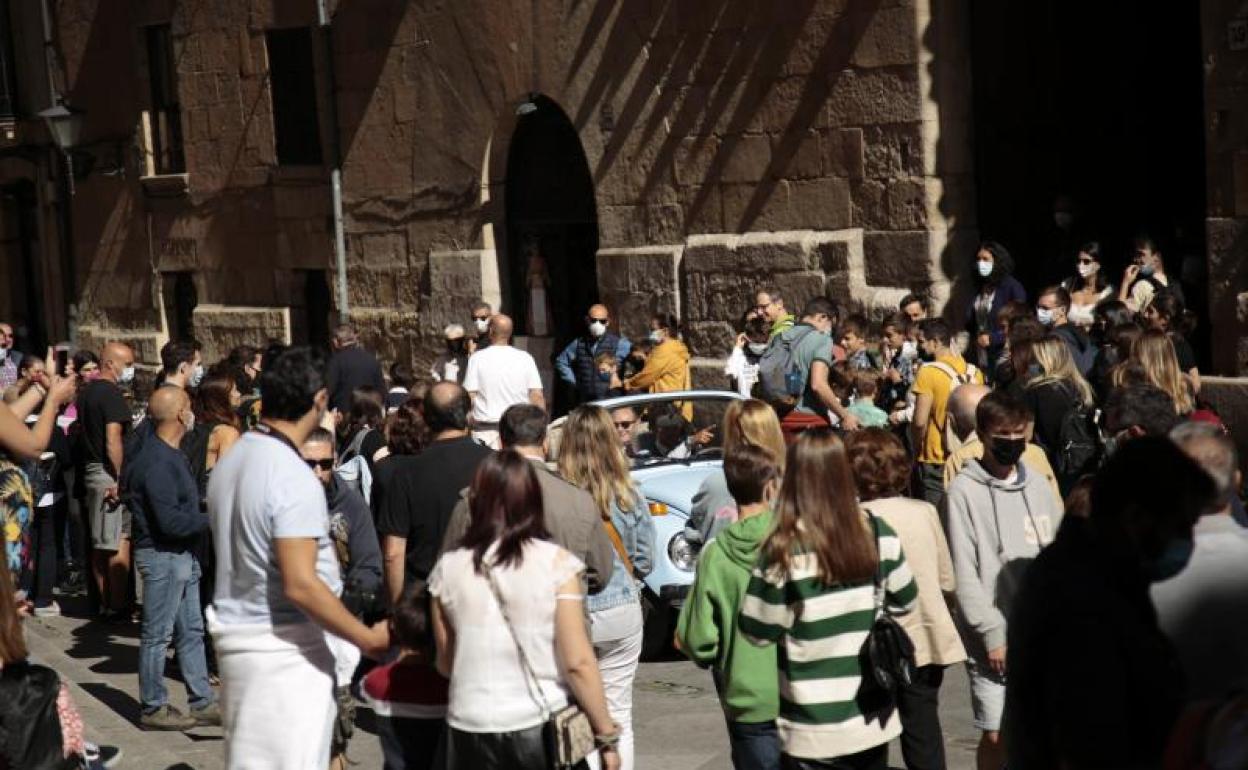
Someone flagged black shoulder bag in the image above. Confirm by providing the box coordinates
[864,511,917,692]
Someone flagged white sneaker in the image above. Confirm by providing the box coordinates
[33,601,61,617]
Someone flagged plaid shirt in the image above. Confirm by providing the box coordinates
[0,356,17,391]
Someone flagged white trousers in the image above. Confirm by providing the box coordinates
[586,601,644,770]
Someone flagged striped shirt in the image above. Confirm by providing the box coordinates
[740,516,918,759]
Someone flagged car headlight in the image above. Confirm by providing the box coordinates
[668,532,698,572]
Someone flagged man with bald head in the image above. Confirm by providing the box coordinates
[555,303,632,405]
[124,385,220,729]
[1152,422,1248,702]
[77,340,137,620]
[375,381,492,604]
[942,383,1062,507]
[462,313,545,449]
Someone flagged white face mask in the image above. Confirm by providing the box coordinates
[189,363,205,388]
[648,330,663,343]
[0,347,8,359]
[588,320,607,338]
[1077,262,1098,278]
[1036,308,1055,326]
[474,318,489,334]
[119,366,136,385]
[976,261,994,278]
[182,410,196,433]
[747,342,768,356]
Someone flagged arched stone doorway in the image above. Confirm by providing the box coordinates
[502,95,600,412]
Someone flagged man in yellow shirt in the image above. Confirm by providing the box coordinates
[943,383,1064,510]
[911,319,984,508]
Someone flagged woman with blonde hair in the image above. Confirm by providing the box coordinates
[1023,335,1098,494]
[1130,329,1194,416]
[687,399,786,546]
[558,405,655,770]
[741,430,917,768]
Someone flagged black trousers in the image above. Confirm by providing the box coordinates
[897,664,947,770]
[29,505,58,606]
[781,744,887,770]
[446,725,589,770]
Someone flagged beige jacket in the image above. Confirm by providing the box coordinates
[862,496,966,667]
[943,433,1065,514]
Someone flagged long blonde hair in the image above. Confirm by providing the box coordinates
[722,399,787,473]
[1026,335,1095,407]
[558,405,639,518]
[1132,330,1193,414]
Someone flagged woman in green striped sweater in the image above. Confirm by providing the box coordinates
[740,430,918,770]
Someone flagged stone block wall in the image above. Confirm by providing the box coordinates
[1202,0,1248,375]
[191,304,291,364]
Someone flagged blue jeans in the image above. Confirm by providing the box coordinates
[728,720,781,770]
[134,548,213,714]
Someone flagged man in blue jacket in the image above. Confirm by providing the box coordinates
[126,386,220,731]
[555,304,632,405]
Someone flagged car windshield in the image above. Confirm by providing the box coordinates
[598,394,737,469]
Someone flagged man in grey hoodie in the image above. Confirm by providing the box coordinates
[946,390,1062,770]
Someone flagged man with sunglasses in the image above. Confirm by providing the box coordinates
[0,322,21,390]
[468,301,492,353]
[300,428,382,619]
[555,303,632,406]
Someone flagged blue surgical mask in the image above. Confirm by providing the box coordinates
[1139,263,1156,278]
[1146,537,1194,582]
[598,370,613,383]
[1036,308,1054,326]
[977,261,994,278]
[648,331,663,343]
[189,364,205,388]
[119,366,136,385]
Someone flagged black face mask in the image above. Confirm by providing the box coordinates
[988,437,1027,467]
[447,338,466,355]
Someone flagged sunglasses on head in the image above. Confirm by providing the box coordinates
[305,459,334,471]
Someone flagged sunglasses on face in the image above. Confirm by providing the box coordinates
[588,317,609,323]
[305,459,334,471]
[614,420,636,430]
[472,315,490,322]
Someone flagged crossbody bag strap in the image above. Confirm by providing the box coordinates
[484,564,554,720]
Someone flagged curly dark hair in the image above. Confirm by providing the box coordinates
[845,428,911,501]
[385,400,428,456]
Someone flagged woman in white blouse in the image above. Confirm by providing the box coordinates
[430,450,621,770]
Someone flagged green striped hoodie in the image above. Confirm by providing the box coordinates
[739,515,918,760]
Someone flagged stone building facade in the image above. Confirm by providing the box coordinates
[1,0,1246,379]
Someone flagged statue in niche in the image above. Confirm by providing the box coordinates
[521,232,554,337]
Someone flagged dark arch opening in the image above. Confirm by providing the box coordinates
[503,95,600,350]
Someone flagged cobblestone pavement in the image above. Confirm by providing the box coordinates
[25,594,979,770]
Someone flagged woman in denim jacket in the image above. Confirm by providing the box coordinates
[559,405,655,770]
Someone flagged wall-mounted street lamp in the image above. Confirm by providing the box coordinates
[38,103,84,194]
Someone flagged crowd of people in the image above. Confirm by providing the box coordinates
[0,227,1242,770]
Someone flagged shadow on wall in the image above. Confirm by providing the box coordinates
[572,0,883,233]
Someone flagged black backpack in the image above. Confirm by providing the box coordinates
[1053,384,1101,487]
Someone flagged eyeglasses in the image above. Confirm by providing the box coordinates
[613,420,636,430]
[305,459,334,471]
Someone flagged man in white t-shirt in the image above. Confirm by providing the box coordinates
[207,347,389,769]
[462,313,544,448]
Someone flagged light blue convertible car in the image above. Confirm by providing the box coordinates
[551,389,747,658]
